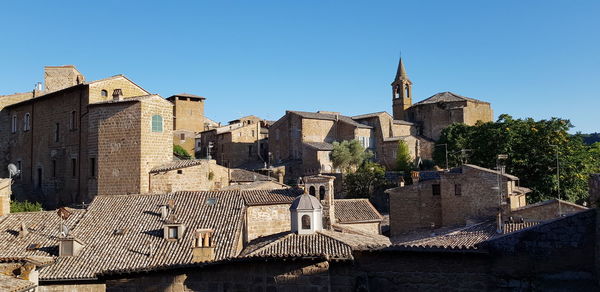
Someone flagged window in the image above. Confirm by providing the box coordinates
[301,215,311,230]
[23,113,30,131]
[101,90,108,97]
[54,123,60,142]
[11,115,17,133]
[405,86,410,98]
[309,186,316,196]
[71,159,77,177]
[52,160,57,178]
[90,158,96,177]
[177,170,183,174]
[319,186,326,200]
[432,184,441,196]
[151,115,163,132]
[37,168,42,188]
[180,133,185,140]
[455,184,462,196]
[252,130,255,137]
[168,226,178,239]
[70,111,77,130]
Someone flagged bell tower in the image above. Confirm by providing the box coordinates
[391,57,412,120]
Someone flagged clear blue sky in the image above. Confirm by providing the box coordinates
[1,1,598,133]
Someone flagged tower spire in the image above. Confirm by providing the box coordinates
[394,57,409,82]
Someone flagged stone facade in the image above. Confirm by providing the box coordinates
[388,164,529,236]
[43,66,85,93]
[200,118,268,168]
[390,58,493,141]
[0,178,11,216]
[168,93,209,156]
[245,204,291,242]
[1,72,150,207]
[87,95,173,198]
[149,160,230,193]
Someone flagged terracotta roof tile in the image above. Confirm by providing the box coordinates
[150,160,205,173]
[230,169,274,182]
[334,199,383,223]
[412,91,489,106]
[241,189,302,206]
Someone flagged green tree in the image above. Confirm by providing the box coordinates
[395,140,413,172]
[344,161,387,198]
[330,140,373,173]
[434,114,600,204]
[10,200,42,213]
[173,144,192,159]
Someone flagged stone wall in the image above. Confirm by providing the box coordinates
[44,66,83,93]
[139,98,174,194]
[171,96,204,132]
[150,161,229,193]
[388,180,442,236]
[245,204,291,242]
[89,101,142,197]
[88,76,149,104]
[39,284,106,292]
[0,178,11,216]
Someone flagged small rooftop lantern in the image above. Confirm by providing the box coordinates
[290,194,323,235]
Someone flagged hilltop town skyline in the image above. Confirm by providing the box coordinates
[1,1,598,133]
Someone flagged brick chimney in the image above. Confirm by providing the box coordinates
[192,229,215,263]
[112,89,123,101]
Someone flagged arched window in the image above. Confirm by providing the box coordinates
[319,186,326,200]
[405,86,410,98]
[301,215,311,230]
[101,90,108,97]
[309,186,316,196]
[151,115,163,132]
[23,113,30,131]
[11,115,17,133]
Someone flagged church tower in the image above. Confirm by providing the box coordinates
[391,58,412,120]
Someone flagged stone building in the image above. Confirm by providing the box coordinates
[148,160,231,193]
[388,164,531,237]
[199,116,269,168]
[0,176,596,291]
[391,58,494,140]
[167,93,217,156]
[387,164,588,238]
[0,66,153,207]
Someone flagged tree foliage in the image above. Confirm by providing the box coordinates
[173,144,192,160]
[10,200,42,213]
[330,140,373,173]
[395,140,413,172]
[434,114,600,204]
[344,161,389,198]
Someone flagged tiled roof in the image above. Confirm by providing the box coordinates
[288,111,372,129]
[242,189,302,206]
[0,191,245,281]
[168,93,205,100]
[0,272,36,292]
[461,164,519,181]
[0,209,86,258]
[393,220,540,250]
[290,194,322,211]
[335,199,383,223]
[351,111,389,120]
[87,94,160,106]
[240,230,390,260]
[412,91,489,106]
[220,181,288,191]
[393,120,415,126]
[230,169,274,182]
[303,141,334,151]
[150,159,205,173]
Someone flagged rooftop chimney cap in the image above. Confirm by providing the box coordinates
[112,89,123,101]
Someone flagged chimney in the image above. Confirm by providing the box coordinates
[58,237,85,256]
[19,222,29,237]
[278,172,284,184]
[112,89,123,101]
[192,229,216,263]
[0,179,11,216]
[411,171,420,183]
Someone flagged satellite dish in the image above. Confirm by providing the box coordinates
[8,163,20,178]
[60,224,70,237]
